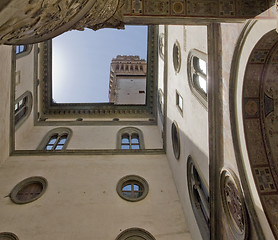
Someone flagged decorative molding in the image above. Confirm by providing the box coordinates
[229,19,267,240]
[220,169,248,240]
[38,25,158,122]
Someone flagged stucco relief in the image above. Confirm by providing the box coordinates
[0,0,123,44]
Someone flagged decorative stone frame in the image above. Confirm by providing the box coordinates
[187,49,208,108]
[15,91,33,131]
[37,127,72,151]
[115,228,155,240]
[116,127,145,149]
[10,176,48,204]
[220,169,248,240]
[16,45,33,59]
[173,40,181,73]
[116,175,149,202]
[187,156,210,240]
[171,121,180,160]
[38,26,158,122]
[0,232,19,240]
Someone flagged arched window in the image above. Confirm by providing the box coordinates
[15,91,32,130]
[38,128,72,151]
[187,49,208,108]
[117,127,144,149]
[115,228,155,240]
[15,44,32,58]
[187,156,210,239]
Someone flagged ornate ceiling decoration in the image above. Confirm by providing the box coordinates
[0,0,124,44]
[242,29,278,239]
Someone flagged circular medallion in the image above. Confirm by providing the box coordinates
[220,169,248,240]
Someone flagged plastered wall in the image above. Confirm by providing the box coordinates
[15,125,163,150]
[164,25,209,240]
[0,154,191,240]
[0,45,12,165]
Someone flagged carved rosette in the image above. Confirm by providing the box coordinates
[0,0,124,45]
[220,169,248,240]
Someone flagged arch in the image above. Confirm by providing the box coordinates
[15,91,33,130]
[187,49,208,108]
[229,20,278,240]
[115,228,155,240]
[37,127,72,151]
[117,127,145,149]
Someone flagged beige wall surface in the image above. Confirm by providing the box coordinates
[0,154,191,240]
[15,125,163,150]
[165,25,209,240]
[0,45,12,166]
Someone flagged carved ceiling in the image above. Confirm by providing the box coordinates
[0,0,124,44]
[242,29,278,239]
[0,0,275,44]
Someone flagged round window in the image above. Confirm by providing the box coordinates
[10,176,48,204]
[171,121,180,160]
[173,41,181,73]
[117,175,149,202]
[115,228,155,240]
[0,232,19,240]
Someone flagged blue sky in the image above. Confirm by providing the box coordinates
[52,26,148,103]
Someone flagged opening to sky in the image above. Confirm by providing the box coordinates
[52,26,148,103]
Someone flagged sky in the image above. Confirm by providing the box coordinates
[52,26,148,103]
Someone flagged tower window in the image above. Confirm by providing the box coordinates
[187,49,208,108]
[38,127,72,151]
[116,175,149,202]
[117,127,144,150]
[14,91,32,130]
